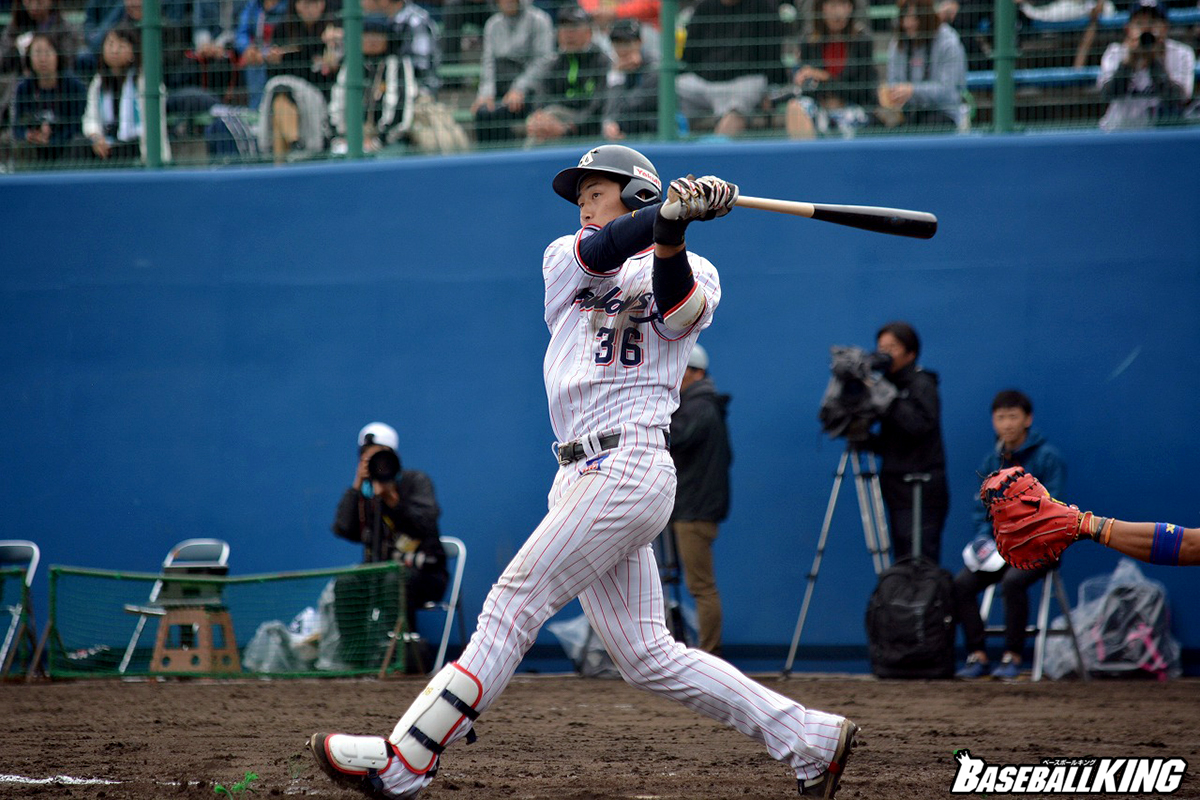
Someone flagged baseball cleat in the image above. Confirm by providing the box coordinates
[308,732,428,800]
[798,718,860,798]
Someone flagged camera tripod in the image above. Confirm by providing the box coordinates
[782,443,891,676]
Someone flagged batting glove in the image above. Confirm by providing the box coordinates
[660,176,711,222]
[696,176,739,219]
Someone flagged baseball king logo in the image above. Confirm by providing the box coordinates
[951,750,1188,794]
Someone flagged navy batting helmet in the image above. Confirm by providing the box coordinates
[552,145,662,210]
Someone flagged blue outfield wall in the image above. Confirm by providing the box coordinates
[3,130,1199,672]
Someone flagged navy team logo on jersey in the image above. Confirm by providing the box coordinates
[574,287,658,323]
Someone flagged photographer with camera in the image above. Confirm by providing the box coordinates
[871,321,949,564]
[331,421,447,670]
[1097,0,1194,131]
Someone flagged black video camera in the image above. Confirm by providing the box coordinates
[367,448,401,483]
[1138,30,1158,49]
[818,346,896,443]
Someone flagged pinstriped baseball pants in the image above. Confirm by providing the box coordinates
[451,445,844,779]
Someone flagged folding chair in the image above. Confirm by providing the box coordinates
[979,565,1088,681]
[0,540,40,677]
[118,539,231,674]
[420,536,469,673]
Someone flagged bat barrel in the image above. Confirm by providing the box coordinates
[809,203,938,239]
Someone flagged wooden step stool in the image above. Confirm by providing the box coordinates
[150,606,241,674]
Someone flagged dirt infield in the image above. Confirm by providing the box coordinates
[2,674,1197,799]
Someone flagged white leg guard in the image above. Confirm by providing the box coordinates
[320,734,395,775]
[389,662,483,774]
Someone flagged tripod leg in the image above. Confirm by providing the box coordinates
[664,526,689,644]
[865,452,892,569]
[784,450,848,676]
[850,453,886,576]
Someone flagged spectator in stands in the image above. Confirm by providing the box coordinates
[271,0,341,94]
[875,0,968,130]
[523,5,610,145]
[87,0,188,66]
[10,31,86,162]
[84,0,122,69]
[192,0,243,61]
[601,17,658,139]
[85,0,192,91]
[1,0,85,137]
[331,422,447,670]
[2,0,85,74]
[386,0,441,96]
[235,0,289,107]
[1097,0,1194,130]
[935,0,989,70]
[259,0,340,161]
[784,0,876,138]
[953,389,1067,681]
[78,24,171,162]
[441,0,492,67]
[188,0,248,105]
[328,15,409,153]
[676,0,784,137]
[471,0,553,143]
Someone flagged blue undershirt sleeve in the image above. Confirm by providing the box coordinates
[576,202,661,274]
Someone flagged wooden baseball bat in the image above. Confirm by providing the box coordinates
[734,195,938,239]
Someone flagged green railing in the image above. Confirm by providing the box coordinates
[46,562,418,679]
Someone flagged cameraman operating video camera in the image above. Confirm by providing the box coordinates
[331,422,447,670]
[870,321,949,564]
[1097,0,1194,131]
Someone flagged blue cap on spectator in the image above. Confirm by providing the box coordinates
[556,4,591,25]
[1130,0,1167,20]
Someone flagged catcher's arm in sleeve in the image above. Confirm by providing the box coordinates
[980,466,1200,569]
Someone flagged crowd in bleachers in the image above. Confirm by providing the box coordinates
[0,0,1197,167]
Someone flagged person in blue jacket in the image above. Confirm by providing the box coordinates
[954,389,1066,680]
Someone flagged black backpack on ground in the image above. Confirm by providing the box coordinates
[865,556,957,678]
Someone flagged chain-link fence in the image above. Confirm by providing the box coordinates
[46,562,422,678]
[1,0,1197,170]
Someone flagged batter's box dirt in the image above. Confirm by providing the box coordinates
[1,674,1196,799]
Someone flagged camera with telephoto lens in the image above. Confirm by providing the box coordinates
[367,448,401,483]
[818,346,897,443]
[1139,30,1157,49]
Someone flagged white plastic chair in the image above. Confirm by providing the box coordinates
[0,540,40,676]
[420,536,469,673]
[979,565,1087,681]
[118,538,230,674]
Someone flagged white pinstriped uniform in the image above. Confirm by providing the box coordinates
[444,225,846,782]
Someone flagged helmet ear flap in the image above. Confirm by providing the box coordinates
[621,181,660,210]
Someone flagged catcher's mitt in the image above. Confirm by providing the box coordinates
[979,466,1085,570]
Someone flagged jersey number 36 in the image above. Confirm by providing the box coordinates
[595,326,643,367]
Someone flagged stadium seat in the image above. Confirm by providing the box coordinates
[420,536,469,673]
[118,538,231,674]
[0,540,40,677]
[979,565,1087,681]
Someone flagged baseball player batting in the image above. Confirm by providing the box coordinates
[309,145,859,799]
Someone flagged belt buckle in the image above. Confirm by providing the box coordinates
[556,441,576,466]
